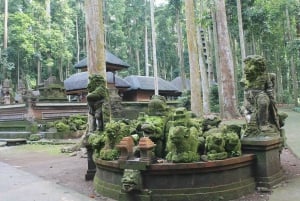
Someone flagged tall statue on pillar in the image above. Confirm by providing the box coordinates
[241,55,286,137]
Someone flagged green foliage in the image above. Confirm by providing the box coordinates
[45,115,87,133]
[99,149,119,161]
[177,90,191,110]
[282,90,293,104]
[88,132,106,151]
[29,134,41,141]
[209,85,219,113]
[29,122,39,134]
[55,121,70,133]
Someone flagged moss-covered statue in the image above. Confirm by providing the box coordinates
[202,125,242,161]
[241,55,286,137]
[87,74,109,132]
[166,126,200,163]
[204,132,228,160]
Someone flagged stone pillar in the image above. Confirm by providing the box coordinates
[241,136,283,188]
[85,145,96,181]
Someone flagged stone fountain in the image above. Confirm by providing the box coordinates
[86,58,287,201]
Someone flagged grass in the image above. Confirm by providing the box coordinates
[12,144,68,156]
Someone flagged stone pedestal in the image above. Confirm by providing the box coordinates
[116,137,135,161]
[241,136,283,188]
[138,137,156,165]
[85,145,96,181]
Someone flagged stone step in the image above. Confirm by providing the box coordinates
[0,131,31,139]
[0,138,27,146]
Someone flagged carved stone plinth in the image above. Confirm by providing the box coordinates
[241,136,283,188]
[138,137,156,165]
[116,136,135,161]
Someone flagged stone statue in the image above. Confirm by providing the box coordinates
[204,133,228,160]
[166,126,200,163]
[121,169,142,192]
[241,55,282,137]
[86,74,108,132]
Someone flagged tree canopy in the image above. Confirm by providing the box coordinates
[1,0,300,114]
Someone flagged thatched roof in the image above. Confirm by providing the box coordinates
[171,77,191,91]
[74,50,130,69]
[64,72,130,93]
[124,75,180,92]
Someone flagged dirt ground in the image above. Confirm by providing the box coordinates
[0,143,299,201]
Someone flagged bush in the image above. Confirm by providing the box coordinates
[55,121,70,133]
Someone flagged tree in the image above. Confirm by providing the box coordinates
[169,0,187,89]
[236,0,246,71]
[214,0,240,119]
[85,0,106,77]
[185,0,203,117]
[150,0,158,95]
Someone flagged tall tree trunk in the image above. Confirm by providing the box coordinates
[145,25,149,76]
[196,27,210,114]
[76,15,80,64]
[3,0,8,77]
[212,9,223,117]
[215,0,240,119]
[37,58,41,86]
[4,0,8,50]
[286,6,299,106]
[176,7,187,90]
[185,0,203,117]
[237,0,246,70]
[150,0,158,95]
[45,0,51,29]
[145,0,149,77]
[59,57,63,82]
[85,0,106,78]
[136,49,140,75]
[207,26,215,86]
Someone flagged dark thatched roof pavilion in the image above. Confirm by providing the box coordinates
[75,50,130,72]
[122,75,181,101]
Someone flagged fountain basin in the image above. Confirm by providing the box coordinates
[94,154,256,201]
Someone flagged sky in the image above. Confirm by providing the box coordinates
[155,0,168,6]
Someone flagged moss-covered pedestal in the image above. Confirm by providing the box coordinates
[94,155,256,201]
[241,136,283,188]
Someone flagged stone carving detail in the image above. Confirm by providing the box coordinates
[121,169,142,192]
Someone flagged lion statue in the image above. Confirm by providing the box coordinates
[224,132,242,157]
[166,126,200,163]
[204,133,228,161]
